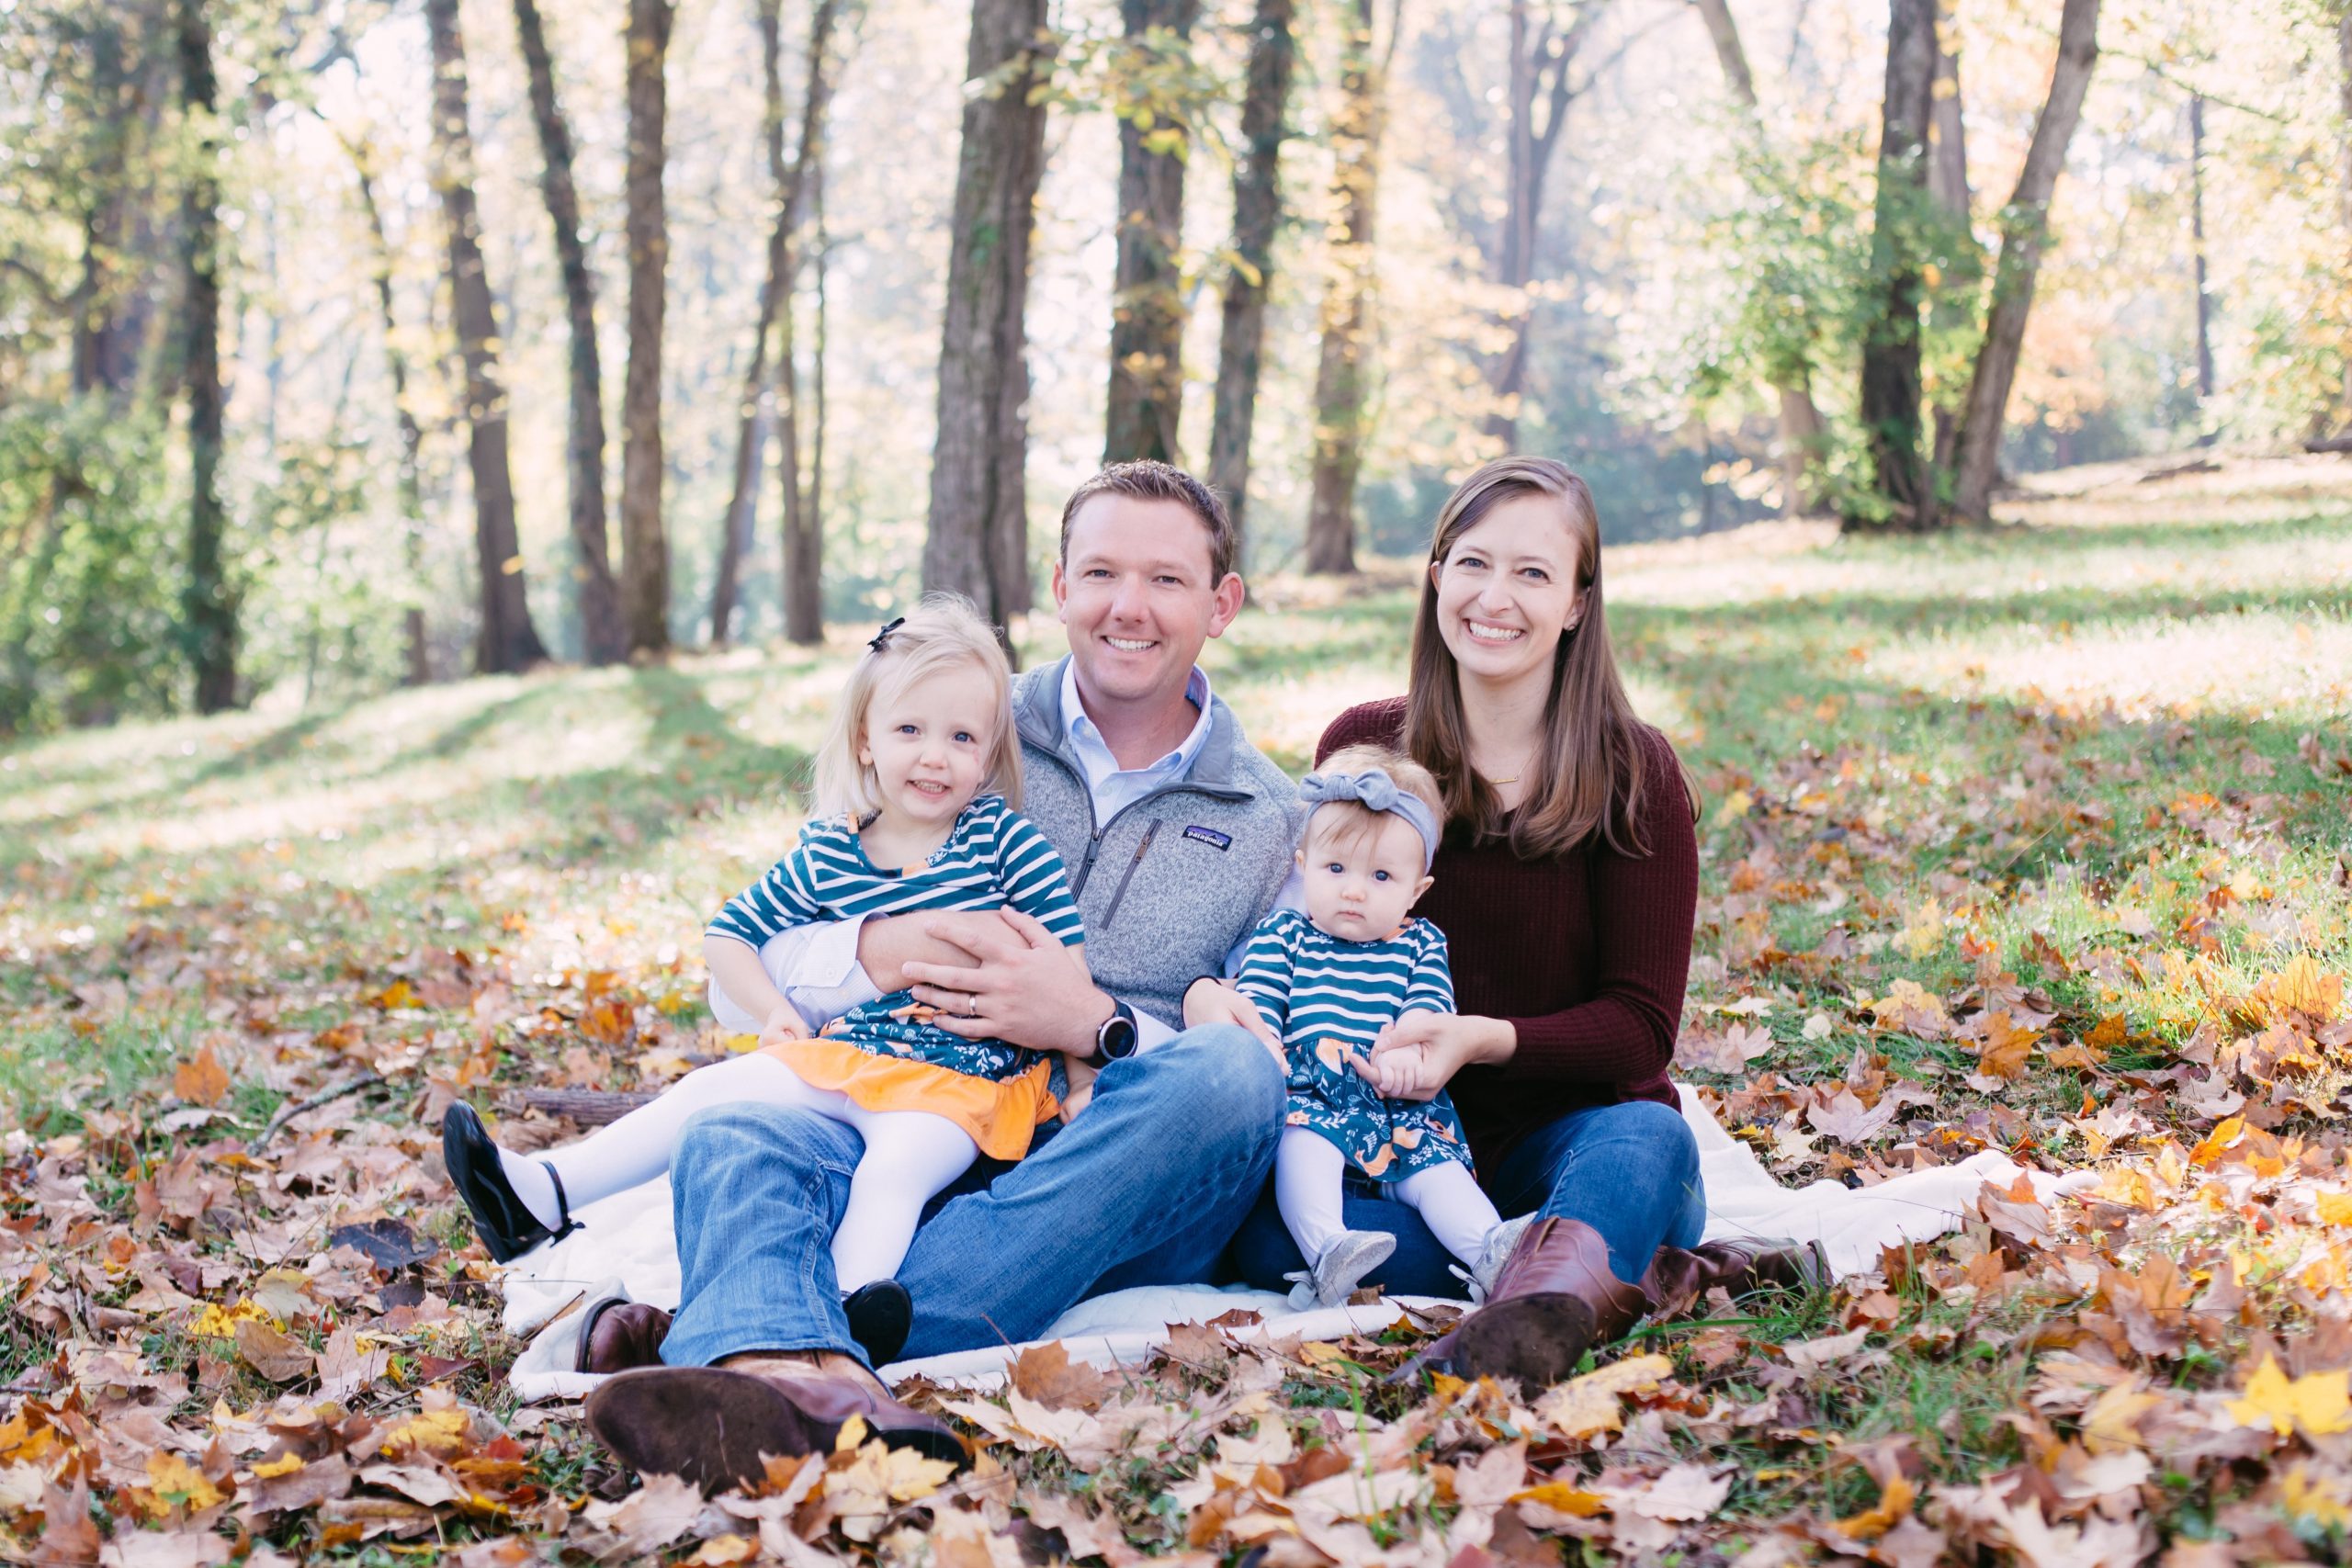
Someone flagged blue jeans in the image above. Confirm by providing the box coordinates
[660,1023,1286,1368]
[1227,1098,1705,1295]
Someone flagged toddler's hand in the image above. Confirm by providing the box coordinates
[757,1000,813,1052]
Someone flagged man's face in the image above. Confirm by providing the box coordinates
[1052,495,1243,711]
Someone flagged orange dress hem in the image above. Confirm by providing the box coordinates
[761,1037,1059,1161]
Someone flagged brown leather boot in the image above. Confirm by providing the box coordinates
[1641,1236,1828,1319]
[1438,1217,1651,1389]
[584,1350,968,1495]
[576,1299,673,1375]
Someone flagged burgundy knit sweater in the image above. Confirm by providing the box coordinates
[1317,699,1698,1175]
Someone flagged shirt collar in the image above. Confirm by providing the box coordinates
[1059,659,1214,776]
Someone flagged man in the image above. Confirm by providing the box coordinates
[582,462,1306,1492]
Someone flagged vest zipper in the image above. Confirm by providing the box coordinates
[1042,748,1248,898]
[1095,818,1163,930]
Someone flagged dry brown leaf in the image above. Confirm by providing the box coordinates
[172,1044,230,1109]
[1008,1339,1120,1412]
[232,1319,314,1385]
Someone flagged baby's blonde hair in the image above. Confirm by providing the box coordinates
[810,592,1022,821]
[1305,743,1444,857]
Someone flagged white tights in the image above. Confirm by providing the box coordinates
[1275,1125,1505,1268]
[518,1053,978,1291]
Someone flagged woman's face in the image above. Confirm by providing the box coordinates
[1430,494,1584,689]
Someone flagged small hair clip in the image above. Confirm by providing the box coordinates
[867,615,906,653]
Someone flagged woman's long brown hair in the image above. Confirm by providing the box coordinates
[1403,457,1655,860]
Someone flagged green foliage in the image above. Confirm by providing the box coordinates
[233,427,415,707]
[0,399,185,735]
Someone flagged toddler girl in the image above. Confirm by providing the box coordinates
[1211,746,1523,1308]
[442,593,1085,1362]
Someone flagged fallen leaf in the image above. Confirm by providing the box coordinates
[233,1318,315,1384]
[1009,1339,1119,1412]
[173,1044,230,1108]
[2226,1355,2352,1438]
[1530,1353,1673,1438]
[1782,1327,1870,1372]
[582,1472,707,1556]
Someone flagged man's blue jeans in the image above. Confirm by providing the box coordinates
[1227,1098,1705,1295]
[659,1024,1286,1368]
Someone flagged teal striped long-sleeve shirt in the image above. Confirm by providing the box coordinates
[707,794,1084,1075]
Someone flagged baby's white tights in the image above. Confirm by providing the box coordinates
[1275,1125,1506,1269]
[500,1052,978,1290]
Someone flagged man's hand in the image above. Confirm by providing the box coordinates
[857,910,1008,994]
[1355,1012,1513,1101]
[756,998,813,1052]
[1184,977,1285,1071]
[904,909,1110,1057]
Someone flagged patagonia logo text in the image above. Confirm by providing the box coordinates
[1182,826,1232,851]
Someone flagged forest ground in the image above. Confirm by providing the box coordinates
[3,452,2349,1566]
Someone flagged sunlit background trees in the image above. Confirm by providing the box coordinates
[1,0,2345,731]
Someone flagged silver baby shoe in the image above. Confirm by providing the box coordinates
[1285,1229,1398,1310]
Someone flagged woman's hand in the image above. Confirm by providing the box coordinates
[1184,977,1285,1070]
[1355,1012,1514,1100]
[756,998,813,1052]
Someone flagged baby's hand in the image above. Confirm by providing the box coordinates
[1355,1040,1437,1100]
[757,999,813,1052]
[1183,977,1284,1070]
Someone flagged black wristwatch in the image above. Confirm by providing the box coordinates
[1091,999,1139,1064]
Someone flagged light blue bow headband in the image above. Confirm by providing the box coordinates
[1297,768,1441,871]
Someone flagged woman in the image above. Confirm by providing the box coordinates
[1216,457,1796,1383]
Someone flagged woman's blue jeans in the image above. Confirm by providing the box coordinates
[1227,1097,1705,1295]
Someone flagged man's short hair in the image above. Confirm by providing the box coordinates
[1057,460,1238,584]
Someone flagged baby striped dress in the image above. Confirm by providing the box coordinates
[1233,907,1474,1180]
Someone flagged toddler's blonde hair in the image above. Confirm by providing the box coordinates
[810,592,1022,821]
[1305,743,1443,857]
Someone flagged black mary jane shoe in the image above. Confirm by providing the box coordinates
[442,1101,579,1263]
[843,1280,912,1368]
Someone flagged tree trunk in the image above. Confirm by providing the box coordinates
[72,18,138,402]
[1688,0,1754,104]
[1206,0,1296,553]
[712,0,788,649]
[425,0,548,674]
[2188,93,2214,407]
[923,0,1052,643]
[1690,0,1826,513]
[1303,0,1396,575]
[787,153,829,645]
[1926,4,1972,474]
[345,136,434,686]
[512,0,623,665]
[2340,6,2351,421]
[175,0,236,712]
[1103,0,1201,465]
[1853,0,1937,526]
[1949,0,2099,522]
[715,0,845,647]
[1482,0,1598,449]
[620,0,676,657]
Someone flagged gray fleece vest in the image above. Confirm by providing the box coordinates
[1012,658,1305,1031]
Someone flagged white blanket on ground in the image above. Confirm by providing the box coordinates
[500,1084,2090,1402]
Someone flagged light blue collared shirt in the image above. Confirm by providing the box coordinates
[1058,659,1216,828]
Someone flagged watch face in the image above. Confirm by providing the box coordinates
[1099,1015,1138,1059]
